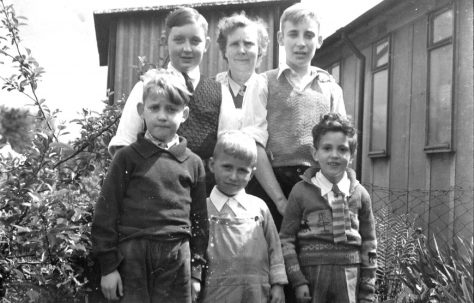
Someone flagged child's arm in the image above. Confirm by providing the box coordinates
[279,185,308,288]
[261,199,288,287]
[101,269,123,300]
[108,82,145,155]
[91,151,130,278]
[358,189,377,302]
[189,159,209,282]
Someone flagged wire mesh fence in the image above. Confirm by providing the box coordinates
[365,183,474,246]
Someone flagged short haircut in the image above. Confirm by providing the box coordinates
[312,113,357,155]
[216,12,269,62]
[164,6,208,39]
[141,69,191,106]
[213,130,257,166]
[280,3,321,32]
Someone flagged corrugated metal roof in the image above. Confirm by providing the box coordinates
[94,0,290,15]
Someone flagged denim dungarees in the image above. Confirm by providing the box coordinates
[202,201,271,303]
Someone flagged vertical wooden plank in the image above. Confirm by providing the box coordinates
[453,0,474,240]
[428,153,454,244]
[361,47,372,186]
[407,17,429,233]
[388,24,413,214]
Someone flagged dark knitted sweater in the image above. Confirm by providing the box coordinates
[91,134,209,280]
[178,76,222,160]
[280,167,377,302]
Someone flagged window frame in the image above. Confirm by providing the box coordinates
[424,4,455,153]
[368,35,391,158]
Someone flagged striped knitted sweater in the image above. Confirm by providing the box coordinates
[280,167,377,302]
[265,69,344,167]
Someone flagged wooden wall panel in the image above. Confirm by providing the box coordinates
[428,154,454,243]
[407,18,429,232]
[361,47,373,186]
[388,24,413,214]
[453,0,474,239]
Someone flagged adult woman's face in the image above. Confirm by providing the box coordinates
[224,26,259,75]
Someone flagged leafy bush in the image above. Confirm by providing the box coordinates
[0,1,121,301]
[375,206,473,303]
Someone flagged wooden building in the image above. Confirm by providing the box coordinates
[314,0,473,241]
[93,0,297,104]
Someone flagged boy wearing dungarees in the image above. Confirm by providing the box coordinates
[201,131,287,303]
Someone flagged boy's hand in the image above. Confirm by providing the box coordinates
[270,284,285,303]
[101,270,123,300]
[191,278,201,303]
[295,284,311,303]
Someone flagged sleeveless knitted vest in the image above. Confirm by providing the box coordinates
[265,69,331,167]
[178,76,222,160]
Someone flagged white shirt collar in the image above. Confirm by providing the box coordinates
[277,62,318,79]
[144,131,179,150]
[167,63,200,89]
[311,171,350,197]
[209,186,248,212]
[222,71,255,96]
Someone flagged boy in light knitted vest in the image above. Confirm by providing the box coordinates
[247,3,346,231]
[280,113,377,303]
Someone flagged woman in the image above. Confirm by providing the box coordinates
[215,13,287,228]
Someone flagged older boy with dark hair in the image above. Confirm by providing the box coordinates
[280,113,377,303]
[92,70,208,303]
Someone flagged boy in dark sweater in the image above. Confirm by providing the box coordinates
[92,70,208,303]
[280,113,377,303]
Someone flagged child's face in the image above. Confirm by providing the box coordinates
[137,92,189,143]
[167,22,210,73]
[311,131,353,184]
[225,26,259,75]
[278,18,322,72]
[209,152,254,196]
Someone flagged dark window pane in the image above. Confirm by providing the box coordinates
[375,40,389,67]
[371,69,388,151]
[432,9,453,44]
[428,45,453,146]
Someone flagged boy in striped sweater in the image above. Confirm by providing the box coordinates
[280,113,377,303]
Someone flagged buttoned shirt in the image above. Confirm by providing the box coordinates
[215,71,268,146]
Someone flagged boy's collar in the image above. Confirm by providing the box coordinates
[277,63,332,82]
[312,171,350,197]
[167,63,200,81]
[133,132,189,162]
[144,131,179,150]
[209,186,248,212]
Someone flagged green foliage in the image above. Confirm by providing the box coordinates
[399,235,473,303]
[0,1,122,301]
[374,206,419,302]
[375,206,474,303]
[0,106,35,152]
